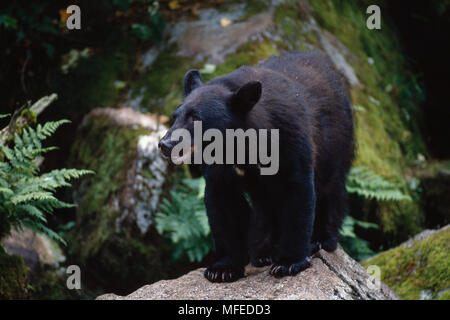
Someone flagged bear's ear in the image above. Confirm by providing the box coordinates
[231,81,262,113]
[184,69,203,96]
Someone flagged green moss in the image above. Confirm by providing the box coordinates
[27,269,93,300]
[307,0,426,242]
[439,290,450,300]
[274,0,320,51]
[130,45,191,116]
[0,248,29,299]
[19,108,37,129]
[363,227,450,300]
[68,115,150,260]
[202,41,278,82]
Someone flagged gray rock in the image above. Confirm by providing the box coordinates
[97,247,399,300]
[169,8,273,64]
[2,228,65,272]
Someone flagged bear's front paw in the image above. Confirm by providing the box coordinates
[269,257,311,278]
[204,264,245,283]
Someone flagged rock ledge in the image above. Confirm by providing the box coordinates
[97,247,399,300]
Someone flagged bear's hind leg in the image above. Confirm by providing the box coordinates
[313,179,348,252]
[269,170,315,278]
[248,192,275,267]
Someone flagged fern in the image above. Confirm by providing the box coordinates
[346,166,411,201]
[339,216,379,261]
[155,178,213,262]
[341,166,411,260]
[0,114,93,244]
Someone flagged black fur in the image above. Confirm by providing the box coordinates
[159,51,354,283]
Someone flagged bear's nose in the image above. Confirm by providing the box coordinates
[158,140,172,157]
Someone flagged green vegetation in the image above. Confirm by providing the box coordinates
[340,216,379,261]
[130,45,191,115]
[363,227,450,300]
[341,166,413,259]
[0,247,28,299]
[156,178,212,262]
[0,108,92,299]
[307,0,426,243]
[68,115,149,259]
[130,0,165,42]
[346,166,411,201]
[0,114,92,243]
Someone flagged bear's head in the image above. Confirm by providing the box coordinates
[158,69,262,163]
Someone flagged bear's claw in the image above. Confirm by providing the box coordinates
[204,266,244,283]
[251,256,273,267]
[269,258,311,278]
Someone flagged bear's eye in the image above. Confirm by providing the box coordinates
[186,111,199,122]
[172,107,182,120]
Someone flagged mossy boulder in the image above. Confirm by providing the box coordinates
[0,248,29,299]
[67,108,172,293]
[363,225,450,300]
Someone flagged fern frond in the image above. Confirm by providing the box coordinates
[36,120,70,140]
[155,178,212,262]
[0,115,89,244]
[346,166,411,201]
[10,191,57,205]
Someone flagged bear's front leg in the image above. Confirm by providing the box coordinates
[203,177,251,283]
[269,170,315,278]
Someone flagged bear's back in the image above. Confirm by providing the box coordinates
[260,51,348,104]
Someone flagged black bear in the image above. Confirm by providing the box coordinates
[158,51,354,282]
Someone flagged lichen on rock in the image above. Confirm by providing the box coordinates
[117,130,168,234]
